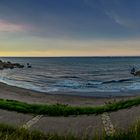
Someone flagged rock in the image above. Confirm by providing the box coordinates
[27,63,32,68]
[13,63,24,68]
[135,71,140,76]
[0,60,25,70]
[27,65,32,68]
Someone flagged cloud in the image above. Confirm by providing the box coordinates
[0,19,33,32]
[105,11,122,25]
[105,10,140,28]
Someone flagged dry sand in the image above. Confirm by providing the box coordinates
[0,82,137,106]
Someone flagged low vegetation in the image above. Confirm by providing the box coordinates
[0,120,140,140]
[103,120,140,140]
[0,97,140,116]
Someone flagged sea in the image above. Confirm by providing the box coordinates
[0,57,140,97]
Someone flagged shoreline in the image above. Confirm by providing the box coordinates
[0,82,139,106]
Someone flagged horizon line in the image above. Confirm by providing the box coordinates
[1,55,140,58]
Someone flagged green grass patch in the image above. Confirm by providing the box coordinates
[0,97,139,116]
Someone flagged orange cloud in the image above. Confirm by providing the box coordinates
[0,19,32,32]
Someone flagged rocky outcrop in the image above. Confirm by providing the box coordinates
[134,71,140,76]
[0,60,24,70]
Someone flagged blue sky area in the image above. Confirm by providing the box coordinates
[0,0,140,56]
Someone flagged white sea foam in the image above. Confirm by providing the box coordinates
[126,82,140,90]
[54,80,81,88]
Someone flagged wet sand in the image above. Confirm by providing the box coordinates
[0,82,138,106]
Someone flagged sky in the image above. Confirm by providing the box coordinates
[0,0,140,56]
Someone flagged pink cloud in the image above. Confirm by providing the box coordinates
[0,19,33,32]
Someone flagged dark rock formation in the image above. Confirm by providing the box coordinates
[0,60,25,70]
[134,71,140,76]
[27,63,32,68]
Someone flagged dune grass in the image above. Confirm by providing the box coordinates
[0,123,82,140]
[103,120,140,140]
[0,120,140,140]
[0,97,139,116]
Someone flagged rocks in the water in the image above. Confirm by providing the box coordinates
[27,63,32,68]
[0,60,25,70]
[13,63,24,68]
[134,71,140,76]
[0,60,32,70]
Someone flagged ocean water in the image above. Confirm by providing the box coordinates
[0,57,140,97]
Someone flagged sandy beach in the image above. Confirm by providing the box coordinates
[0,81,140,139]
[0,82,137,106]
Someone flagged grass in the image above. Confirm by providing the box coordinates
[0,120,140,140]
[0,123,84,140]
[103,120,140,140]
[0,97,140,116]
